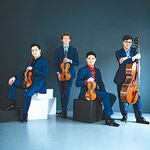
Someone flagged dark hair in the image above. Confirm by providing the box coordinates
[86,51,96,58]
[61,32,71,39]
[30,43,41,50]
[122,35,133,41]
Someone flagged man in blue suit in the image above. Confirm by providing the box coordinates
[3,43,49,122]
[76,51,119,127]
[54,33,79,119]
[114,35,149,124]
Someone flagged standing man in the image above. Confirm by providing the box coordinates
[114,35,149,124]
[54,32,79,119]
[76,51,119,127]
[3,43,49,122]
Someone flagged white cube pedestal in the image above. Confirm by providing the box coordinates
[28,99,49,120]
[28,89,56,120]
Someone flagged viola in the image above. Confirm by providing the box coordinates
[85,68,97,101]
[59,50,71,81]
[120,38,140,104]
[22,60,33,89]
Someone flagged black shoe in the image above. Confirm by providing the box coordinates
[20,114,28,123]
[62,112,67,119]
[105,118,120,127]
[136,117,149,124]
[2,104,17,111]
[121,116,127,122]
[56,111,63,115]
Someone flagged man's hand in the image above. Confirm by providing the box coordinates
[63,58,72,63]
[87,77,94,83]
[26,66,33,71]
[119,56,128,64]
[133,54,141,60]
[58,73,62,81]
[8,77,16,85]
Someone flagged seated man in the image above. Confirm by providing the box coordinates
[3,43,49,122]
[76,51,119,127]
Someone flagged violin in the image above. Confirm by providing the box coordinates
[59,50,71,81]
[120,38,140,104]
[22,60,33,89]
[85,68,97,101]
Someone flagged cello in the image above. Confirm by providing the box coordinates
[120,38,140,104]
[59,50,71,81]
[85,68,97,101]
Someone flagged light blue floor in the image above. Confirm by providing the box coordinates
[0,112,150,150]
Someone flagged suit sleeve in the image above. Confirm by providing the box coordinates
[54,49,61,73]
[76,68,86,87]
[32,60,49,78]
[15,71,24,80]
[71,48,79,66]
[116,48,138,66]
[15,59,31,79]
[54,49,61,72]
[97,69,106,92]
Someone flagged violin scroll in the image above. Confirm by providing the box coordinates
[134,37,140,49]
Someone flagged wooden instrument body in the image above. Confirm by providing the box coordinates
[120,61,139,104]
[60,62,71,81]
[120,37,141,104]
[85,81,97,101]
[60,50,71,81]
[23,70,32,88]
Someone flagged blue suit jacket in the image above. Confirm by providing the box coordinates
[76,65,106,99]
[54,46,79,79]
[114,47,137,85]
[15,56,49,93]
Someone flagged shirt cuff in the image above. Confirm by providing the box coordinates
[132,57,135,61]
[56,72,60,74]
[85,80,88,85]
[70,60,72,64]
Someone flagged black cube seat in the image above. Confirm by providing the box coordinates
[73,99,102,123]
[0,109,23,123]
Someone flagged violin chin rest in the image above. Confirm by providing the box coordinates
[86,98,90,101]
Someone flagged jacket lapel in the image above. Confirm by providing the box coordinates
[121,48,127,57]
[67,46,71,58]
[95,68,98,83]
[130,48,134,57]
[61,46,65,58]
[33,56,42,67]
[86,65,94,79]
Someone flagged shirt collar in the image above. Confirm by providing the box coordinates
[87,64,95,72]
[63,45,69,51]
[123,47,131,53]
[33,55,41,61]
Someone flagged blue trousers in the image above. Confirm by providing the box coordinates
[8,79,37,115]
[117,84,142,119]
[58,78,73,113]
[95,90,116,117]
